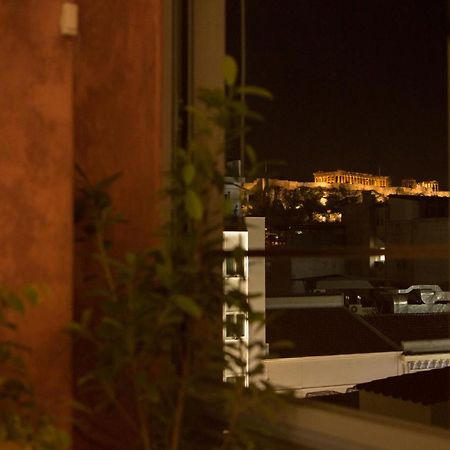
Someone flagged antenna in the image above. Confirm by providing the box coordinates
[239,0,247,178]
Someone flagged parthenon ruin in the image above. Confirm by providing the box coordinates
[313,170,390,187]
[244,169,447,199]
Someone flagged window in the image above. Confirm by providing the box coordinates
[225,312,246,339]
[225,0,449,440]
[225,375,246,385]
[225,255,245,278]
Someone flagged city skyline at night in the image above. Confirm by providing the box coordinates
[227,0,448,188]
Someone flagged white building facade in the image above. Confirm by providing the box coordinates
[223,217,266,385]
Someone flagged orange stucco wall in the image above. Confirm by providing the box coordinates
[72,2,165,448]
[0,0,73,421]
[74,0,164,252]
[0,0,165,444]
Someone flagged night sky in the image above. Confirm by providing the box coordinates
[227,0,448,188]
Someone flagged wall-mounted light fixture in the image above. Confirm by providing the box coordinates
[60,2,78,37]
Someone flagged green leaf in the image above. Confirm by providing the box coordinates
[96,172,122,191]
[66,322,94,341]
[223,55,238,86]
[22,284,39,305]
[71,399,94,415]
[243,110,264,121]
[172,295,202,318]
[75,163,89,182]
[4,292,25,315]
[1,321,17,330]
[125,252,137,266]
[81,308,93,328]
[224,197,234,216]
[236,85,273,99]
[182,163,195,186]
[184,105,205,120]
[184,189,203,221]
[245,144,257,165]
[100,317,124,331]
[77,373,96,388]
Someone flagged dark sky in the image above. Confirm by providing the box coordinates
[227,0,448,188]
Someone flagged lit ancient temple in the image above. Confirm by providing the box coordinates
[313,170,390,188]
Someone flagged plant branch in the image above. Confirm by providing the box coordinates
[170,338,191,450]
[95,226,118,301]
[220,381,245,450]
[239,0,247,177]
[134,379,152,450]
[103,384,140,435]
[221,341,248,450]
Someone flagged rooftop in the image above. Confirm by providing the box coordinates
[358,367,450,405]
[363,314,450,347]
[266,307,398,358]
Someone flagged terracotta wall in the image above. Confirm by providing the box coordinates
[74,0,164,252]
[0,0,73,420]
[0,0,165,425]
[72,2,164,447]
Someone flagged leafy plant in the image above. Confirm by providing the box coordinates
[71,56,285,450]
[0,285,69,450]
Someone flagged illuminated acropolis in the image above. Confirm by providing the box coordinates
[313,170,390,188]
[245,169,446,199]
